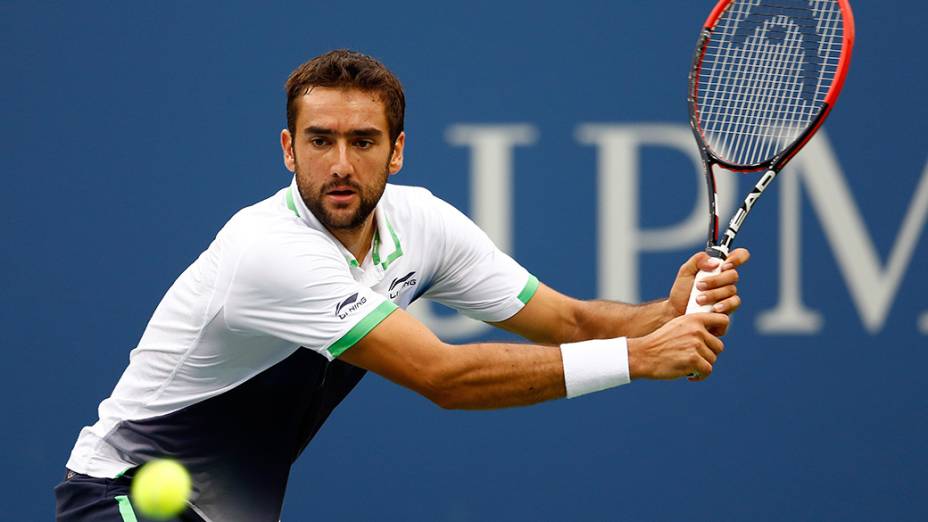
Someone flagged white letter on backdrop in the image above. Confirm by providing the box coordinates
[757,133,928,334]
[576,124,736,303]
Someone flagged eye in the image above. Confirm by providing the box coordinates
[310,137,329,147]
[354,139,374,149]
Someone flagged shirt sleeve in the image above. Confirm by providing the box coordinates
[222,230,397,360]
[421,197,538,322]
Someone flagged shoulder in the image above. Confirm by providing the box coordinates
[381,183,445,215]
[221,188,331,248]
[379,184,488,262]
[220,188,297,237]
[220,190,348,288]
[381,183,473,229]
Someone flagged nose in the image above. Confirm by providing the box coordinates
[331,141,355,178]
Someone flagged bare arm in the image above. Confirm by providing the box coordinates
[337,305,729,409]
[491,283,675,345]
[338,249,748,408]
[338,308,566,409]
[494,248,751,345]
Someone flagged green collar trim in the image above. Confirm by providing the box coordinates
[371,231,382,266]
[356,218,403,270]
[381,219,403,270]
[365,220,403,270]
[286,187,299,217]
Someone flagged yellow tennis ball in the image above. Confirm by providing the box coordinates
[130,459,192,520]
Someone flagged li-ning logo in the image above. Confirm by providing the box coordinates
[335,293,367,320]
[389,271,417,299]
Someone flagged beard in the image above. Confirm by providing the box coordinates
[295,161,389,231]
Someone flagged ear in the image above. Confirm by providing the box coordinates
[281,129,296,172]
[388,132,405,175]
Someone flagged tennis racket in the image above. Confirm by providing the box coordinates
[684,0,855,315]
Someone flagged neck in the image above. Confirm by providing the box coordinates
[328,214,377,264]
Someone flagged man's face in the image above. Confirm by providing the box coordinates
[281,87,404,231]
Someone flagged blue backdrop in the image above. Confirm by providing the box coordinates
[4,1,926,520]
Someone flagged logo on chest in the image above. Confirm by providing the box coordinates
[389,271,417,299]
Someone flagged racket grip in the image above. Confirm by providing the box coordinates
[685,264,722,314]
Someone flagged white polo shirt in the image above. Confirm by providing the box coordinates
[65,177,538,521]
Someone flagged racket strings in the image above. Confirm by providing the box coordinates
[696,0,844,167]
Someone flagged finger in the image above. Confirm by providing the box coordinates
[689,358,713,380]
[700,332,725,354]
[697,269,739,290]
[708,319,729,337]
[693,312,731,331]
[695,313,731,337]
[712,295,742,314]
[696,285,737,307]
[721,248,751,270]
[687,352,715,382]
[697,343,719,364]
[679,251,709,278]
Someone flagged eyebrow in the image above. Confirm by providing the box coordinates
[303,126,383,138]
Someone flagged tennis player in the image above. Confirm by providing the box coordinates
[56,50,749,522]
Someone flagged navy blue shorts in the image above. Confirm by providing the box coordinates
[55,469,203,522]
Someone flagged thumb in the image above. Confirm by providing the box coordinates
[696,254,723,273]
[679,251,710,278]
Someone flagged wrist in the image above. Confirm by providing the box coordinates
[626,337,647,380]
[659,298,678,325]
[640,299,677,335]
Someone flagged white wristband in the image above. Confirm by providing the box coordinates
[560,337,630,398]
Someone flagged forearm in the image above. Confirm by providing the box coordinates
[343,308,633,410]
[429,342,566,410]
[570,298,675,341]
[495,284,676,345]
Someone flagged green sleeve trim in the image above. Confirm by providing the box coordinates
[327,300,398,358]
[286,187,299,217]
[517,274,539,304]
[115,495,138,522]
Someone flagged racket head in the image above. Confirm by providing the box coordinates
[688,0,855,172]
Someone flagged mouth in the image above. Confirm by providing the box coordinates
[325,186,358,204]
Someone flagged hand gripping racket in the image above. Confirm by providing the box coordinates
[684,0,855,315]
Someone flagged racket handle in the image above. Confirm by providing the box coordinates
[685,264,722,314]
[684,264,722,379]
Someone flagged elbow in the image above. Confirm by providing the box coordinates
[561,299,587,343]
[429,389,459,410]
[421,372,460,410]
[417,360,466,410]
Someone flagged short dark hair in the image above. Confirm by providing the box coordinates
[285,50,405,143]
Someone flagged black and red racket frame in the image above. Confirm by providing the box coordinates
[686,0,855,259]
